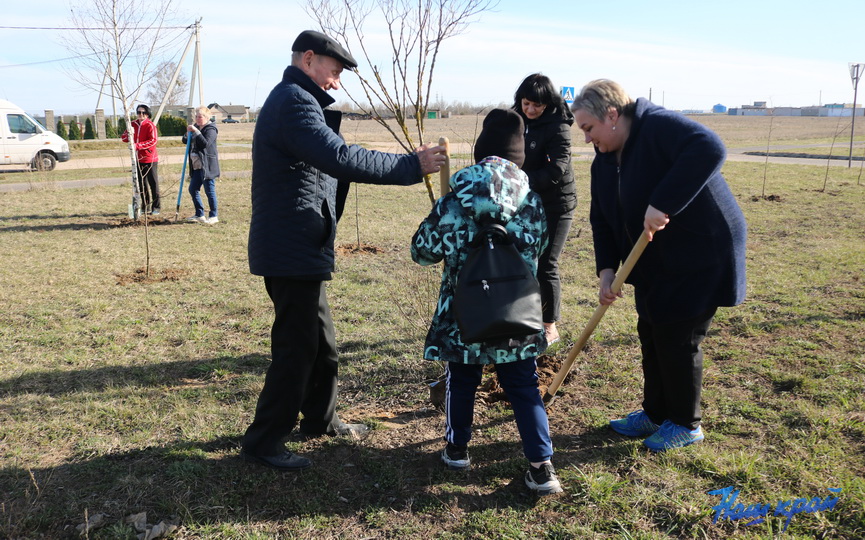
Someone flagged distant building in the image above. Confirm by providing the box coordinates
[773,107,802,117]
[728,101,768,116]
[726,101,864,117]
[207,103,250,122]
[712,103,727,114]
[727,108,766,116]
[801,105,864,117]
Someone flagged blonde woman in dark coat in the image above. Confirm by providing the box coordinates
[571,79,747,452]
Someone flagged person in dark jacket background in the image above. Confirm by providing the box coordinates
[182,106,220,224]
[412,108,563,496]
[513,74,576,345]
[242,30,446,471]
[571,79,746,452]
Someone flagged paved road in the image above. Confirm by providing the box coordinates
[0,151,251,193]
[1,146,862,193]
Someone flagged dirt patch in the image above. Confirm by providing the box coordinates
[336,243,385,256]
[428,354,568,409]
[477,354,566,404]
[115,267,191,285]
[751,194,783,202]
[112,217,182,227]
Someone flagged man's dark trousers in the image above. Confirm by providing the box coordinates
[242,277,341,456]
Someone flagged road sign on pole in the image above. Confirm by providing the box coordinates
[561,86,575,104]
[847,63,864,168]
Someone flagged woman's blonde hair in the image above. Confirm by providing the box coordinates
[195,106,212,119]
[571,79,635,121]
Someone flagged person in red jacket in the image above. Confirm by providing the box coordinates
[121,104,161,215]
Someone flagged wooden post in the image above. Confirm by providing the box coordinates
[439,136,451,198]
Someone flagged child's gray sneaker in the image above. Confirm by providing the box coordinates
[525,462,563,495]
[441,443,470,470]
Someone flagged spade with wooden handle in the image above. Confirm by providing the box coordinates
[542,232,651,407]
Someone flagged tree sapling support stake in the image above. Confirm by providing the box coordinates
[439,136,451,198]
[542,232,651,407]
[174,135,192,222]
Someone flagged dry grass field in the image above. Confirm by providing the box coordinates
[210,113,862,150]
[1,112,863,539]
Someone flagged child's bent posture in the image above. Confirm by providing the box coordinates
[411,108,563,495]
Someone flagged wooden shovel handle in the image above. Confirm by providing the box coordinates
[439,136,451,198]
[543,232,651,403]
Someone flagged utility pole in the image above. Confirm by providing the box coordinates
[848,63,863,168]
[153,19,204,124]
[189,19,205,109]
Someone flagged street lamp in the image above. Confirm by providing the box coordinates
[848,63,864,168]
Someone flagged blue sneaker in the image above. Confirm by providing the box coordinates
[610,410,660,437]
[644,420,704,452]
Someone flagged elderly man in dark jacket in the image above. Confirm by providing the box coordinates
[243,30,446,470]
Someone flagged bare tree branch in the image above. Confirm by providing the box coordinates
[305,0,496,163]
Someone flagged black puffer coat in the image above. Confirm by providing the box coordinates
[519,105,576,214]
[248,65,423,278]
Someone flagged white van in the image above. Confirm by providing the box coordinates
[0,99,71,171]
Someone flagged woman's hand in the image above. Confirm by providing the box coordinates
[186,125,198,133]
[598,268,623,306]
[643,204,669,241]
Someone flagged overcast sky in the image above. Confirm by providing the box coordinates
[2,0,863,115]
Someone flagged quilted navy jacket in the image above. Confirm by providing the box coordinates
[589,98,747,324]
[248,65,424,277]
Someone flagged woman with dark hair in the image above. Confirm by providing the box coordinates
[571,79,747,451]
[512,73,576,345]
[121,104,160,215]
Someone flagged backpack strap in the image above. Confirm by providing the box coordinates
[470,222,511,248]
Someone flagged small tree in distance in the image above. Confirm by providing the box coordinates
[145,60,189,106]
[56,120,68,140]
[68,120,82,141]
[84,118,96,140]
[105,120,118,139]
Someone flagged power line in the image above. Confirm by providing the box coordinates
[0,52,99,69]
[0,25,192,30]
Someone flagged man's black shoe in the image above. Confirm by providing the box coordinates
[240,450,312,471]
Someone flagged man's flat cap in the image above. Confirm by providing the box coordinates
[292,30,358,69]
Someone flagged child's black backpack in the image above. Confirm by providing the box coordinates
[453,222,543,343]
